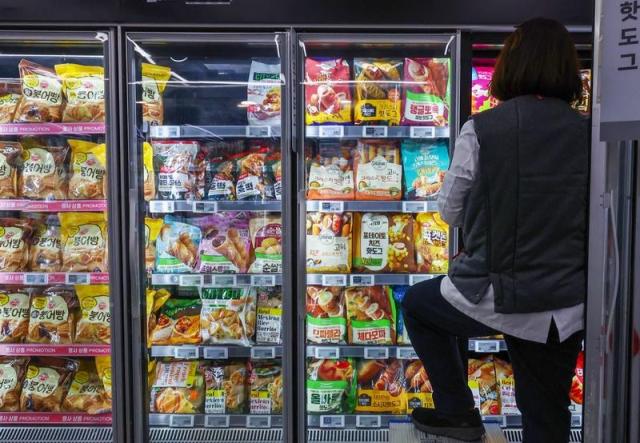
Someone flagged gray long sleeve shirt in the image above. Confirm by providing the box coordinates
[437,120,584,343]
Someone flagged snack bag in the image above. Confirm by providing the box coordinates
[355,359,406,414]
[27,286,77,344]
[415,212,449,273]
[150,297,201,345]
[95,356,112,405]
[306,212,352,273]
[20,357,78,412]
[468,357,500,415]
[404,360,434,413]
[494,357,519,415]
[144,217,163,273]
[0,90,20,124]
[153,140,200,200]
[402,58,450,126]
[305,58,352,124]
[0,356,29,412]
[247,61,281,127]
[19,140,69,200]
[29,214,62,272]
[0,141,23,198]
[306,358,356,414]
[575,70,591,114]
[569,351,584,414]
[68,139,107,200]
[249,213,282,274]
[143,142,156,201]
[14,59,63,123]
[204,361,248,414]
[392,286,411,345]
[266,150,282,201]
[353,212,390,273]
[388,214,416,273]
[306,142,355,200]
[150,360,205,414]
[200,287,256,346]
[345,286,396,345]
[75,285,110,344]
[306,286,346,344]
[55,64,105,122]
[354,59,403,125]
[155,218,201,273]
[63,359,110,414]
[255,287,283,345]
[204,151,236,201]
[141,63,171,126]
[235,148,268,201]
[354,140,402,200]
[145,287,170,347]
[401,140,450,200]
[0,217,33,271]
[0,287,31,343]
[191,213,251,274]
[249,361,283,414]
[60,212,108,272]
[471,66,498,115]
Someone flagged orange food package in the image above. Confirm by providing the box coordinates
[0,217,33,272]
[415,212,449,273]
[468,356,500,416]
[354,140,402,200]
[20,357,78,412]
[404,360,434,413]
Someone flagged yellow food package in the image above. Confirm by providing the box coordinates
[68,139,107,200]
[60,212,108,272]
[14,59,63,123]
[141,63,171,126]
[75,285,111,344]
[355,359,407,414]
[95,356,112,405]
[146,287,170,347]
[143,142,155,200]
[55,64,105,122]
[404,360,434,413]
[63,359,110,414]
[144,217,163,273]
[414,212,449,273]
[0,92,20,124]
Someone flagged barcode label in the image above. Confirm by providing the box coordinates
[205,415,230,428]
[246,415,271,428]
[474,340,500,353]
[169,415,195,428]
[318,126,344,138]
[173,346,199,359]
[314,347,340,359]
[356,415,381,428]
[320,415,345,428]
[362,126,387,137]
[410,126,436,138]
[364,347,389,359]
[251,347,276,359]
[203,347,229,360]
[246,126,271,138]
[350,275,374,286]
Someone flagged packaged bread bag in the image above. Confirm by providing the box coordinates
[0,87,20,124]
[19,139,69,200]
[68,139,107,200]
[306,212,352,273]
[0,287,32,343]
[355,359,406,414]
[14,59,63,123]
[249,213,282,274]
[191,213,251,274]
[0,356,29,412]
[145,287,170,347]
[95,356,112,407]
[150,360,205,414]
[204,361,248,414]
[401,139,450,200]
[155,217,201,273]
[153,140,200,200]
[415,212,449,273]
[494,357,519,415]
[388,214,416,273]
[29,214,62,272]
[306,286,346,344]
[199,287,256,346]
[354,59,403,125]
[354,140,402,200]
[20,357,78,412]
[144,217,163,273]
[353,212,390,273]
[27,286,78,344]
[345,286,396,345]
[60,212,108,272]
[141,63,171,126]
[306,142,355,200]
[402,58,450,126]
[143,142,156,200]
[55,64,105,122]
[0,217,33,272]
[404,360,434,413]
[305,58,352,124]
[150,297,201,345]
[63,359,110,414]
[0,141,23,198]
[468,356,500,415]
[306,358,356,414]
[75,285,111,344]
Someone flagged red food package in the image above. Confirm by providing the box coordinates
[402,58,450,127]
[305,58,352,124]
[570,351,584,406]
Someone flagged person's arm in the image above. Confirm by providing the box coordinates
[437,119,479,227]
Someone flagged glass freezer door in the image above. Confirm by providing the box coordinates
[125,32,290,443]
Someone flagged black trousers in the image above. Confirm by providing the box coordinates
[401,276,583,443]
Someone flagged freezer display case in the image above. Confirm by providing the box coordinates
[125,33,291,443]
[0,31,118,443]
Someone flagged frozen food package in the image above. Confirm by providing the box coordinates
[569,351,584,414]
[74,285,110,344]
[20,357,78,412]
[354,140,402,200]
[141,63,171,126]
[28,214,62,272]
[235,148,268,201]
[255,287,283,344]
[401,140,450,200]
[388,214,417,273]
[404,360,434,413]
[204,361,248,414]
[0,217,33,272]
[392,286,411,345]
[0,90,20,124]
[143,142,156,201]
[153,140,200,200]
[0,141,23,198]
[14,59,63,123]
[150,360,205,414]
[354,59,403,125]
[468,356,499,415]
[402,58,450,126]
[55,64,105,122]
[471,66,497,115]
[155,218,201,273]
[575,69,591,114]
[68,139,107,200]
[263,149,282,201]
[344,286,396,345]
[305,58,352,124]
[27,286,77,344]
[249,361,283,414]
[306,142,355,200]
[200,287,256,346]
[204,151,236,201]
[306,286,346,344]
[306,212,352,273]
[415,212,449,273]
[94,356,112,404]
[60,212,108,272]
[63,359,110,414]
[306,358,356,414]
[494,357,519,415]
[145,287,170,347]
[0,287,31,343]
[247,60,281,127]
[355,359,406,414]
[249,213,282,274]
[144,217,163,273]
[19,139,69,200]
[191,213,251,273]
[150,297,201,345]
[353,212,390,273]
[0,356,29,412]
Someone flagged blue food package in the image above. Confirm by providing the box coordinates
[400,140,450,200]
[392,285,412,345]
[155,217,202,273]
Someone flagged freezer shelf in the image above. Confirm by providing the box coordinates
[148,200,281,214]
[150,345,282,360]
[305,200,439,213]
[149,413,283,429]
[0,122,105,136]
[306,274,438,287]
[0,272,109,285]
[151,273,282,287]
[305,125,450,139]
[0,412,111,425]
[0,200,107,212]
[148,125,281,139]
[0,344,110,356]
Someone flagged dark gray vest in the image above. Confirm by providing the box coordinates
[449,95,588,314]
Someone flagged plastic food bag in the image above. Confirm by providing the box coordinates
[354,140,402,200]
[255,287,282,345]
[75,285,110,344]
[204,361,248,414]
[153,140,200,200]
[150,360,205,414]
[401,140,450,200]
[204,151,236,201]
[575,70,591,115]
[415,212,449,273]
[150,297,201,345]
[345,286,396,345]
[306,286,346,344]
[60,212,108,272]
[402,58,450,126]
[141,63,171,126]
[68,139,107,200]
[570,351,584,414]
[306,358,356,414]
[190,213,251,273]
[235,148,268,201]
[404,360,434,413]
[28,214,62,272]
[305,58,352,124]
[0,356,29,412]
[20,357,78,412]
[0,217,33,271]
[306,142,355,200]
[63,359,110,414]
[249,213,282,274]
[388,214,416,273]
[392,286,411,345]
[0,90,20,124]
[0,141,23,198]
[55,64,105,122]
[14,59,63,123]
[143,142,156,201]
[471,66,497,115]
[249,361,282,414]
[0,288,31,343]
[353,212,390,273]
[145,287,170,347]
[247,61,281,127]
[494,357,519,415]
[27,286,77,344]
[468,357,500,415]
[94,356,112,406]
[306,212,352,273]
[200,287,256,346]
[354,59,402,125]
[19,140,69,200]
[155,218,201,273]
[355,359,406,414]
[144,217,163,273]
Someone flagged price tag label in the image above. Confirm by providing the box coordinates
[396,347,418,360]
[362,126,388,138]
[410,126,436,139]
[192,201,218,213]
[320,415,345,428]
[149,201,175,213]
[246,126,271,138]
[173,346,199,359]
[321,275,347,287]
[319,201,344,213]
[356,415,381,428]
[409,275,431,286]
[318,126,344,138]
[251,275,276,287]
[211,275,237,287]
[205,415,230,428]
[179,275,203,287]
[203,347,229,360]
[24,273,47,285]
[251,347,276,359]
[350,275,374,286]
[314,347,340,359]
[66,273,90,285]
[153,126,180,138]
[402,201,428,213]
[246,415,271,428]
[169,415,195,428]
[571,415,582,428]
[474,340,501,353]
[364,347,389,360]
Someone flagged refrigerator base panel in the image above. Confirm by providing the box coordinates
[387,422,506,443]
[307,429,389,442]
[0,426,112,443]
[503,429,582,443]
[149,427,283,443]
